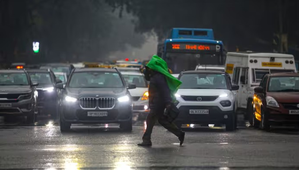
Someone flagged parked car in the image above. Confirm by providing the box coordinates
[252,72,299,130]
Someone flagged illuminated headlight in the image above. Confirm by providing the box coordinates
[175,93,181,98]
[65,96,77,102]
[34,91,38,97]
[144,105,148,110]
[219,93,228,98]
[266,96,279,108]
[43,87,54,93]
[118,95,130,102]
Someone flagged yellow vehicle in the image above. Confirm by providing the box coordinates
[116,63,142,68]
[83,62,100,68]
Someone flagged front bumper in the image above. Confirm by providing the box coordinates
[266,106,299,125]
[0,99,33,115]
[36,90,58,113]
[176,106,234,124]
[61,101,132,124]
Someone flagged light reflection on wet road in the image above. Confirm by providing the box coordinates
[0,116,299,169]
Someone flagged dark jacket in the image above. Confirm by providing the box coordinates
[148,72,172,110]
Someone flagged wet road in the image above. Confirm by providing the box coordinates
[0,117,299,170]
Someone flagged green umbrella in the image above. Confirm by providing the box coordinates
[146,55,182,101]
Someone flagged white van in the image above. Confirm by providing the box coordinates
[225,52,297,121]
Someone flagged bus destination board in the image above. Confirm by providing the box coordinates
[166,43,221,52]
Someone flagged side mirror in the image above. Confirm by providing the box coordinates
[56,83,64,89]
[56,78,63,84]
[232,85,239,91]
[254,86,264,93]
[128,83,136,89]
[240,75,246,84]
[32,82,39,86]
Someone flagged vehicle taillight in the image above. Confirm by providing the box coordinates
[141,91,149,101]
[16,66,23,69]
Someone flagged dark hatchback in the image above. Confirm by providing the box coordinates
[27,69,62,118]
[253,72,299,130]
[57,68,136,132]
[0,70,38,123]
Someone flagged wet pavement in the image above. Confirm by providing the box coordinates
[0,116,299,170]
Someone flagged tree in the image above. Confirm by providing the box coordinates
[107,0,299,52]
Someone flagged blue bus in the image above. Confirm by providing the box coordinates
[157,28,225,74]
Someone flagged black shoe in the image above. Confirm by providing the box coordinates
[179,132,185,146]
[137,141,152,147]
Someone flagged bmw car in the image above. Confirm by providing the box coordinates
[57,68,136,132]
[175,70,239,131]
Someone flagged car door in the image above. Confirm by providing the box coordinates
[238,67,249,108]
[232,67,241,107]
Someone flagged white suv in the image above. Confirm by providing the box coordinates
[175,70,239,131]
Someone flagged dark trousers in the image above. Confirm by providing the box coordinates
[142,107,183,141]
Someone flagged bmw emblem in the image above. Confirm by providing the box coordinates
[196,97,202,101]
[96,95,99,97]
[297,104,299,108]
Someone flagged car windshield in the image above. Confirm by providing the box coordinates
[268,76,299,92]
[69,72,124,88]
[179,73,227,89]
[55,74,67,83]
[29,72,52,85]
[0,73,29,85]
[165,53,224,74]
[253,69,294,83]
[122,74,147,87]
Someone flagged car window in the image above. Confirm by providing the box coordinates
[179,73,227,89]
[0,73,29,85]
[260,75,268,90]
[69,72,124,88]
[55,74,67,83]
[29,72,52,85]
[268,76,299,92]
[122,75,147,87]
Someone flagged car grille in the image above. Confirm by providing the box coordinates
[133,105,144,110]
[281,103,299,110]
[79,97,115,109]
[181,96,219,101]
[132,97,140,101]
[0,94,22,99]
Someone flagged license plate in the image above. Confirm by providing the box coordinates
[289,110,299,115]
[189,109,209,114]
[0,103,12,107]
[87,111,108,117]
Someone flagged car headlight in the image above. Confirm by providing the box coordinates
[144,105,148,110]
[219,93,228,98]
[141,91,149,101]
[43,87,54,93]
[65,96,77,102]
[118,95,130,102]
[175,93,181,98]
[34,91,38,97]
[266,96,279,108]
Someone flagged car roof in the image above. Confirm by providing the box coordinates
[26,69,50,73]
[120,72,143,76]
[181,70,226,74]
[74,68,117,72]
[0,69,26,73]
[268,72,299,77]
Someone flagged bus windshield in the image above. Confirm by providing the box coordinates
[165,53,223,74]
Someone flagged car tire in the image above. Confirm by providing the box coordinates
[60,114,71,132]
[247,99,253,125]
[226,113,235,131]
[120,119,132,132]
[260,109,270,131]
